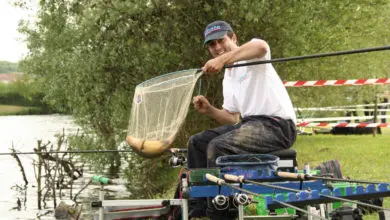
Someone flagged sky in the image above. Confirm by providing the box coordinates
[0,0,37,63]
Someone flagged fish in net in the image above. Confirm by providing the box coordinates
[126,69,202,157]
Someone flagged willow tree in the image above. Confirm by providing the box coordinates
[17,0,390,197]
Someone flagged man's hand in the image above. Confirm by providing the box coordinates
[193,95,240,124]
[201,56,225,74]
[193,95,212,114]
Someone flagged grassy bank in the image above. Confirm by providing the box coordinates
[295,129,390,219]
[0,104,42,115]
[295,129,390,181]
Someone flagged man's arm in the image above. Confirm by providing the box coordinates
[208,106,240,125]
[193,95,240,125]
[203,39,268,73]
[222,39,268,64]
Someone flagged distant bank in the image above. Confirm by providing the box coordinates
[1,71,55,115]
[0,104,42,115]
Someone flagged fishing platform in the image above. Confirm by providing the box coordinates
[91,149,390,220]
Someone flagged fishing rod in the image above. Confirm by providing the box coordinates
[0,149,134,156]
[224,45,390,68]
[224,174,390,211]
[277,171,388,185]
[225,174,390,212]
[205,173,327,220]
[0,147,188,156]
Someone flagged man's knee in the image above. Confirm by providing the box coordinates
[207,139,218,157]
[188,132,204,150]
[207,139,226,166]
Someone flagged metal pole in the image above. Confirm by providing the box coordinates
[238,205,244,220]
[182,199,188,220]
[181,177,189,220]
[99,185,104,220]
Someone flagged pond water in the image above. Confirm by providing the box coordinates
[0,115,122,219]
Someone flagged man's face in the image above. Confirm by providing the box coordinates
[206,34,237,58]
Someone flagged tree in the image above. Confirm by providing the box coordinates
[16,0,390,197]
[0,61,19,73]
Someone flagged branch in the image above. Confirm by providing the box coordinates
[10,146,28,185]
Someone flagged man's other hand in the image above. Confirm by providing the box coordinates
[193,95,212,114]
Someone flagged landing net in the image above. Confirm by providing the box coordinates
[126,69,202,157]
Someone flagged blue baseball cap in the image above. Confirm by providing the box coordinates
[203,20,233,46]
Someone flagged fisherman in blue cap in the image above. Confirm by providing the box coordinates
[187,20,297,219]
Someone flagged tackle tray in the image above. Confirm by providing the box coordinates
[216,154,279,179]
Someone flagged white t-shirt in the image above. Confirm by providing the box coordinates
[222,39,296,122]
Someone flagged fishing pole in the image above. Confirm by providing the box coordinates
[0,149,134,156]
[224,45,390,68]
[277,171,388,185]
[0,147,189,156]
[205,173,327,220]
[225,174,390,212]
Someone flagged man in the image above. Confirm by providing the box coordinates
[188,20,297,169]
[184,20,297,220]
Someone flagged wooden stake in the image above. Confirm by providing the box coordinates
[37,140,42,210]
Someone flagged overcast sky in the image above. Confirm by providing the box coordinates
[0,0,37,63]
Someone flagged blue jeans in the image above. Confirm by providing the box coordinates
[187,115,296,169]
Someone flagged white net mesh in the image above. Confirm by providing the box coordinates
[126,69,202,157]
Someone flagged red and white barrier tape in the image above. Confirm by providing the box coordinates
[284,78,390,87]
[297,115,390,122]
[296,108,390,112]
[296,116,390,127]
[297,103,390,110]
[296,122,390,128]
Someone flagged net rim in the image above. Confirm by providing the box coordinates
[136,68,200,87]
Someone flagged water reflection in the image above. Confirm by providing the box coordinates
[0,115,130,219]
[0,115,78,219]
[10,184,26,212]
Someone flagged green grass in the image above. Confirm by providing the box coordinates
[294,130,390,181]
[294,129,390,220]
